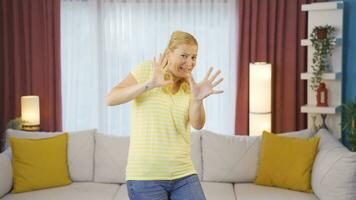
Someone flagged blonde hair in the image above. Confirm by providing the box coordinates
[163,31,198,94]
[165,31,198,54]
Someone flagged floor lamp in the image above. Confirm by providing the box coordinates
[249,62,272,136]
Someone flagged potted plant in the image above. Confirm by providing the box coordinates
[342,99,356,152]
[310,25,336,91]
[7,117,25,130]
[1,117,25,151]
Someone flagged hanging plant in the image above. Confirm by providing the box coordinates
[310,25,336,91]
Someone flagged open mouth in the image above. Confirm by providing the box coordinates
[178,66,191,74]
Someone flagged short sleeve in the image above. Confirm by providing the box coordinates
[130,61,153,83]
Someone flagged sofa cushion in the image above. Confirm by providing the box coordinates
[202,129,314,182]
[255,131,320,192]
[94,133,130,184]
[234,183,318,200]
[202,130,260,183]
[5,129,95,182]
[201,182,235,200]
[0,182,119,200]
[94,131,203,183]
[9,134,72,193]
[312,129,356,200]
[66,130,95,181]
[0,149,12,198]
[113,184,129,200]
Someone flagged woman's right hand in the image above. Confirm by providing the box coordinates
[146,53,173,88]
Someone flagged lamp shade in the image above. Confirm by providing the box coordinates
[21,96,40,126]
[249,113,271,136]
[249,62,272,136]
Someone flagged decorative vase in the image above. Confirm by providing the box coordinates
[317,82,328,107]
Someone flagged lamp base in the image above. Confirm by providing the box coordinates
[22,125,40,131]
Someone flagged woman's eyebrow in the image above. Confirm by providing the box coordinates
[182,52,197,56]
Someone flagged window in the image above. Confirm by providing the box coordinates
[61,0,237,135]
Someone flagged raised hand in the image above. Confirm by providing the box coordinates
[188,67,224,101]
[148,53,174,88]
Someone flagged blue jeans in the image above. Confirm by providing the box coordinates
[126,174,206,200]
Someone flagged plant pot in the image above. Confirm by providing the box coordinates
[316,28,327,40]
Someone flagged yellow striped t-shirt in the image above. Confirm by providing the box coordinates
[125,60,197,180]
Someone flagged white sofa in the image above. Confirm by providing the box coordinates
[1,128,356,200]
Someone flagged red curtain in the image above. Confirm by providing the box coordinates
[0,0,61,150]
[235,0,324,135]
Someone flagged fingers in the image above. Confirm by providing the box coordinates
[153,56,160,70]
[213,90,224,94]
[188,74,196,85]
[203,89,224,99]
[162,56,168,69]
[204,67,213,80]
[159,53,164,64]
[157,53,168,69]
[212,77,224,87]
[209,70,221,83]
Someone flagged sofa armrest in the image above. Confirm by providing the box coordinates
[312,129,356,200]
[0,148,12,198]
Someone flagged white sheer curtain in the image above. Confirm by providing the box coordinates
[61,0,237,136]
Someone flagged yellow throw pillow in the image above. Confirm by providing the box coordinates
[9,133,72,193]
[255,131,320,192]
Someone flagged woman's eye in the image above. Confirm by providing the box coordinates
[181,55,187,58]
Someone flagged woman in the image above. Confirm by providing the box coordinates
[107,31,223,200]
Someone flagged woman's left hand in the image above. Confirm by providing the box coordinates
[188,67,224,101]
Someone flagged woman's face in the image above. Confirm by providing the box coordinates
[167,44,198,79]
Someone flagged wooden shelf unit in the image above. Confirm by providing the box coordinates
[300,1,344,139]
[300,72,342,80]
